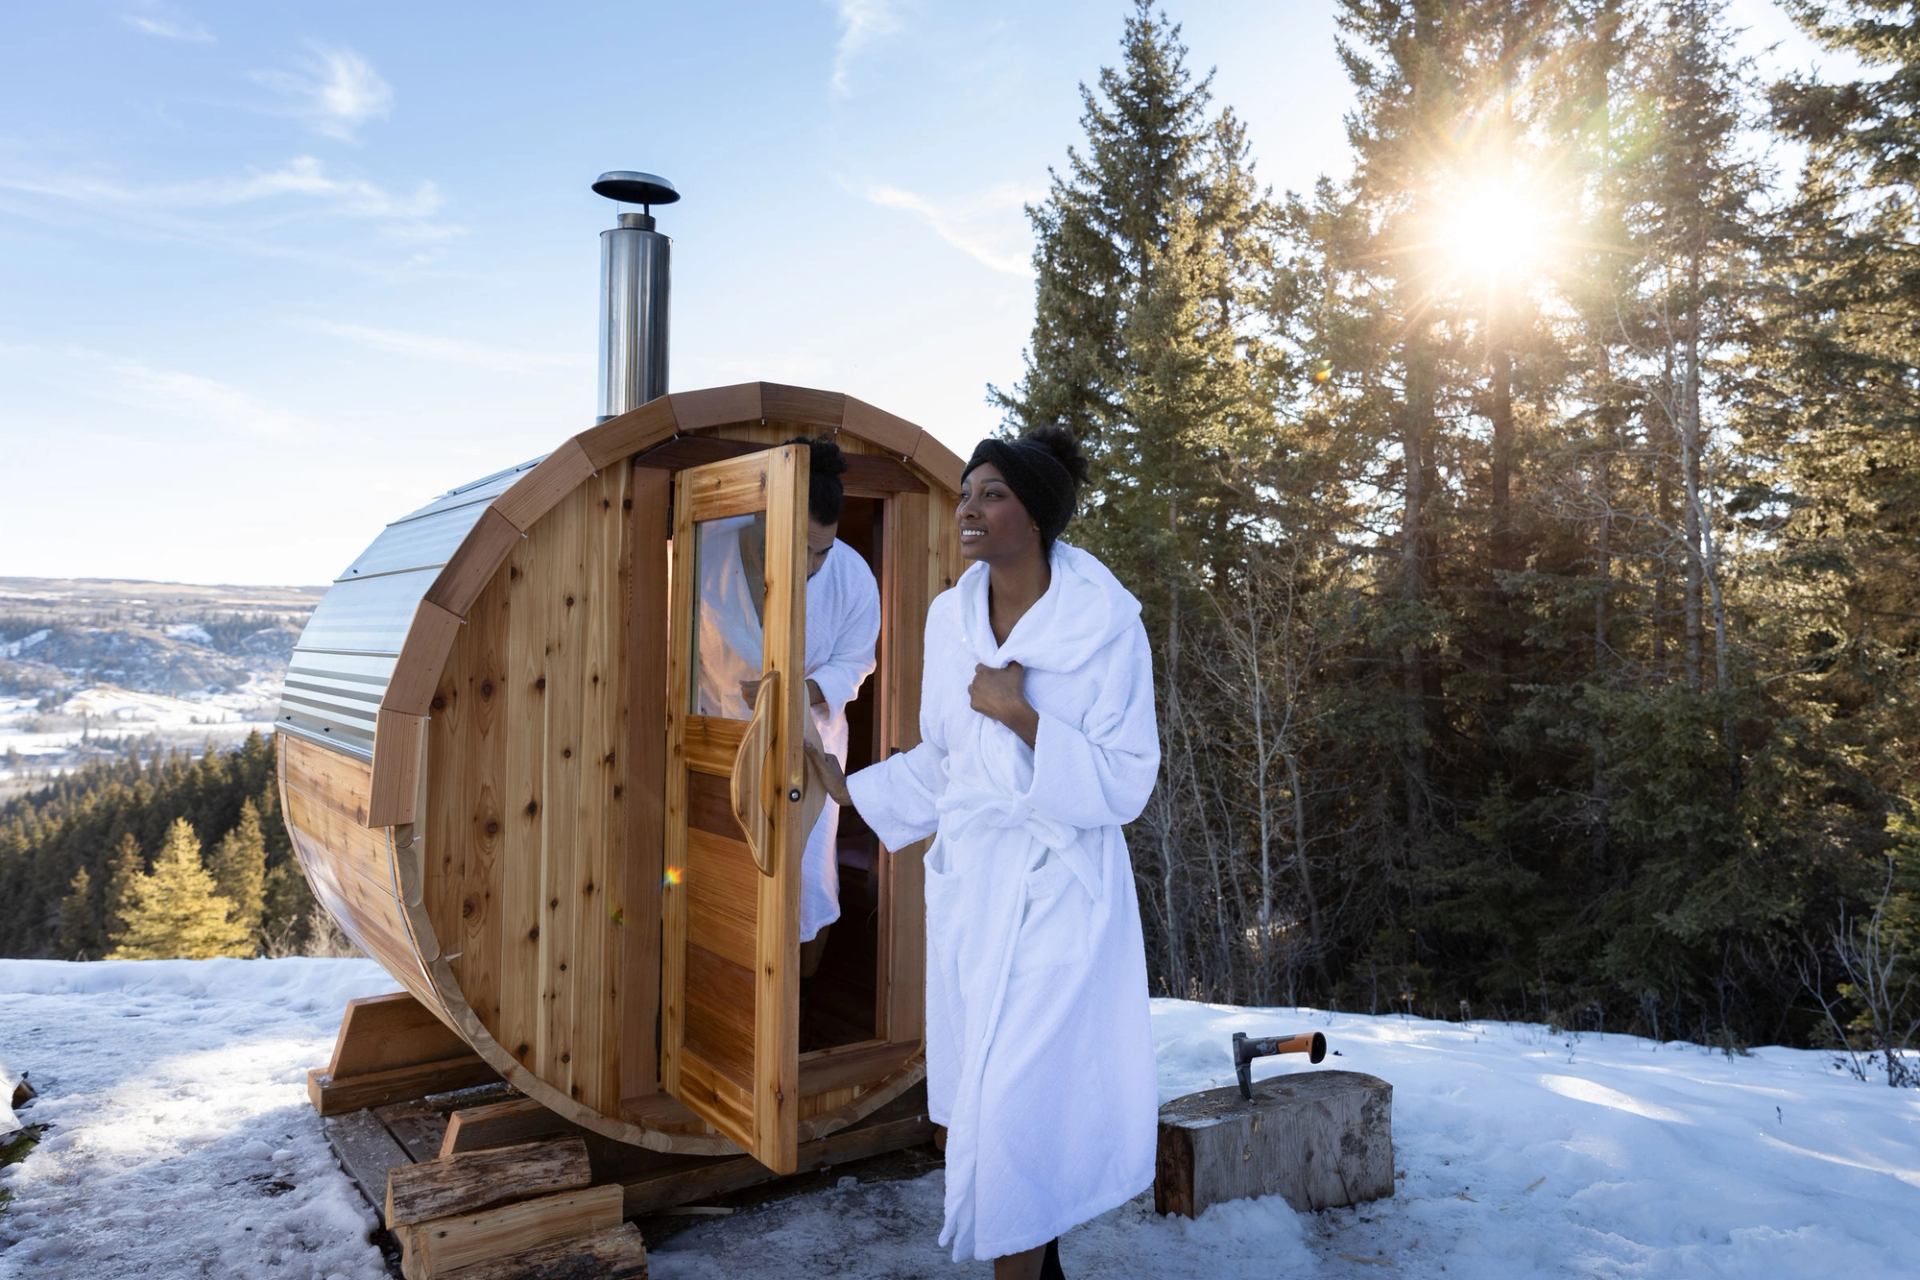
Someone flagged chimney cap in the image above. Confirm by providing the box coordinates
[593,171,679,208]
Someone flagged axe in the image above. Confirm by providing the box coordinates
[1232,1030,1327,1099]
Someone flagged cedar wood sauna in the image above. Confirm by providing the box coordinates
[277,174,962,1176]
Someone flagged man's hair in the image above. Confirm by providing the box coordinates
[785,435,847,525]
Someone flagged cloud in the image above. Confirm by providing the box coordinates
[864,181,1038,277]
[306,321,591,373]
[124,2,213,43]
[0,156,441,221]
[0,157,455,272]
[831,0,901,97]
[252,43,392,141]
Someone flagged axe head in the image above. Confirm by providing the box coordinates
[1232,1029,1329,1100]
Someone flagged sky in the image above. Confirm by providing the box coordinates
[0,1,1843,586]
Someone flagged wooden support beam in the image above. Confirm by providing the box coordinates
[615,1082,934,1215]
[431,1223,649,1280]
[1154,1070,1394,1218]
[309,1057,502,1117]
[386,1138,592,1228]
[439,1097,572,1157]
[309,993,500,1117]
[395,1183,623,1279]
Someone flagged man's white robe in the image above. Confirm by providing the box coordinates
[694,516,881,941]
[846,541,1160,1261]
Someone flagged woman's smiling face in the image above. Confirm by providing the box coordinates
[956,463,1040,565]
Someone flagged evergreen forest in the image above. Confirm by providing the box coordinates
[991,0,1917,1073]
[0,733,337,961]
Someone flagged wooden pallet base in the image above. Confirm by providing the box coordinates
[320,1064,935,1276]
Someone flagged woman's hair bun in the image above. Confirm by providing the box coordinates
[1024,424,1089,487]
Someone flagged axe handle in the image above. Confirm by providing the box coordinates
[1241,1032,1327,1063]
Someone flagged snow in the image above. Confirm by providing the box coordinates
[162,625,213,646]
[2,961,1917,1279]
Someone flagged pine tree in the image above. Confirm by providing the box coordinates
[991,0,1289,994]
[56,865,99,958]
[106,817,251,960]
[103,830,144,942]
[208,798,266,952]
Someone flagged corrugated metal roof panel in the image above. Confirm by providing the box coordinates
[281,459,539,758]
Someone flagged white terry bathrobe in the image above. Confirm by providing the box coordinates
[845,541,1160,1261]
[694,515,882,942]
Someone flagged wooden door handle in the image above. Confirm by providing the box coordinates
[731,670,780,876]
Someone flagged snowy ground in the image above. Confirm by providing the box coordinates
[1,959,1916,1279]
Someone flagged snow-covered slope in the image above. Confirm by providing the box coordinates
[1,960,1915,1279]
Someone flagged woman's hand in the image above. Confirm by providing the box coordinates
[806,739,853,807]
[970,661,1039,747]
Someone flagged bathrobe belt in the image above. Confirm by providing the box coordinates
[934,783,1102,902]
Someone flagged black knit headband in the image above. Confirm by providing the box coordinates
[962,438,1078,548]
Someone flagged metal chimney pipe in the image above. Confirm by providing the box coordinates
[594,171,678,421]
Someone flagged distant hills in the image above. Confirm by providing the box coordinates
[0,577,324,796]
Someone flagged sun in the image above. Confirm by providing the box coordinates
[1431,177,1558,291]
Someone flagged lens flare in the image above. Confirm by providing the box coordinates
[663,866,682,887]
[1432,177,1556,289]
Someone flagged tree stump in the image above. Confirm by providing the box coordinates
[1155,1070,1392,1217]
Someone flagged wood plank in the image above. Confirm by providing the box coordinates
[659,465,698,1102]
[537,478,592,1104]
[577,394,679,470]
[685,828,759,970]
[668,382,762,432]
[911,432,966,493]
[572,464,628,1114]
[327,992,471,1078]
[386,600,463,715]
[840,454,928,498]
[632,435,758,472]
[385,1137,591,1227]
[754,445,806,1174]
[280,731,372,826]
[499,529,544,1073]
[622,465,669,1102]
[376,1099,454,1164]
[323,1109,415,1211]
[440,1098,570,1156]
[428,564,509,1036]
[493,439,596,533]
[842,396,923,459]
[683,943,756,1081]
[425,508,523,619]
[683,716,745,775]
[681,462,771,522]
[395,1183,623,1279]
[797,1040,919,1099]
[1154,1070,1394,1217]
[309,1057,499,1117]
[877,489,939,1043]
[369,707,426,827]
[434,1223,648,1280]
[760,382,845,430]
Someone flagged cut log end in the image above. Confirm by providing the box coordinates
[1154,1069,1393,1218]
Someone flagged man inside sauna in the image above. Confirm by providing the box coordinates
[691,437,881,980]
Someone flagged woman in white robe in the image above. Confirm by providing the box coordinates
[815,427,1159,1279]
[694,440,881,947]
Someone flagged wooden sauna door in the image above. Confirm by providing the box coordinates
[661,444,809,1172]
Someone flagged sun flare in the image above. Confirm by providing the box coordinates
[1432,178,1557,289]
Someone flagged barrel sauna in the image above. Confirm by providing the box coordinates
[278,382,963,1173]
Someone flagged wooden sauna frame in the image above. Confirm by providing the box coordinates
[279,382,963,1173]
